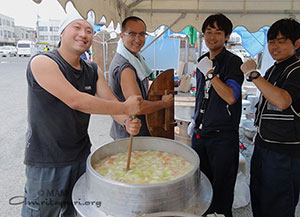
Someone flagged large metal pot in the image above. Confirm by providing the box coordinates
[72,137,212,217]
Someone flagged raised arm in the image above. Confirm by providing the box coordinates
[31,55,141,116]
[120,67,173,115]
[198,55,242,105]
[95,67,141,135]
[207,69,236,105]
[241,59,292,110]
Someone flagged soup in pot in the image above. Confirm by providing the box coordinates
[94,150,193,184]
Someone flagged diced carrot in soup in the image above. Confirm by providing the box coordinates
[108,158,116,164]
[94,150,193,184]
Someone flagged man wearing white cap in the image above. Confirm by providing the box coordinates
[22,12,142,217]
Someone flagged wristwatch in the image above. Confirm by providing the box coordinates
[246,71,260,82]
[206,72,216,80]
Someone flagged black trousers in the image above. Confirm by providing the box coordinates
[250,141,300,217]
[192,132,239,217]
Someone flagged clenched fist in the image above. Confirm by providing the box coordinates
[124,95,143,115]
[240,59,257,75]
[162,94,174,108]
[124,116,141,136]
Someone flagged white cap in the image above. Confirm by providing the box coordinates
[59,11,94,35]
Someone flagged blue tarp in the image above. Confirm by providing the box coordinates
[94,24,104,32]
[142,36,180,71]
[164,25,270,58]
[95,24,271,70]
[233,26,270,57]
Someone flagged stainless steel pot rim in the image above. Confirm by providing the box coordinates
[88,137,200,188]
[72,172,213,217]
[89,137,196,156]
[87,163,198,189]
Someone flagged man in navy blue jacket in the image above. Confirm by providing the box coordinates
[189,13,244,217]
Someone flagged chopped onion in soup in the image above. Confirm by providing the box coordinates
[94,150,194,184]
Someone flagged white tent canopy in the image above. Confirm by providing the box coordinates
[34,0,300,32]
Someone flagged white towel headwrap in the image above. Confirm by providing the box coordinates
[59,11,94,35]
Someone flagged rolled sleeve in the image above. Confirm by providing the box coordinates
[225,79,241,102]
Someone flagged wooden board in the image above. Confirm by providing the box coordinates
[146,69,176,139]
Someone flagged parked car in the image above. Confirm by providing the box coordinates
[7,46,17,56]
[0,46,10,57]
[0,46,17,57]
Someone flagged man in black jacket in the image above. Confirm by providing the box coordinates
[241,18,300,217]
[189,13,244,216]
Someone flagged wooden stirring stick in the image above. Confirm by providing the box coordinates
[126,116,136,171]
[126,134,133,171]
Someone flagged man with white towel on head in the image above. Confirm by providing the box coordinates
[22,11,142,217]
[109,16,174,140]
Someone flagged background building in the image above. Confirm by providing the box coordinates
[36,18,60,49]
[0,14,15,46]
[14,26,36,42]
[0,13,62,53]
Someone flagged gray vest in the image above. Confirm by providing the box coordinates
[109,53,150,139]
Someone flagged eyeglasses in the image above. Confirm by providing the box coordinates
[268,37,288,44]
[123,32,148,38]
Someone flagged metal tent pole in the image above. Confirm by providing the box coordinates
[141,13,186,53]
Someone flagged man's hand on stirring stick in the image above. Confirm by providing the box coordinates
[124,116,141,136]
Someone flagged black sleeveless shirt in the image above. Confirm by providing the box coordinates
[24,50,98,167]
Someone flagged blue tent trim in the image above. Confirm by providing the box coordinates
[94,24,105,32]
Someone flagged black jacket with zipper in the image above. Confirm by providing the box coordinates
[194,48,244,135]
